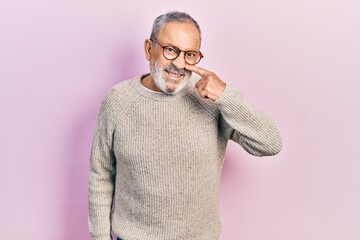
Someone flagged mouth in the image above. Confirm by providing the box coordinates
[165,70,184,81]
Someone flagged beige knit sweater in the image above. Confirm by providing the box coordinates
[88,74,282,240]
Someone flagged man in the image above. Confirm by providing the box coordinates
[88,11,282,240]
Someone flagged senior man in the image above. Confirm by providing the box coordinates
[88,11,282,240]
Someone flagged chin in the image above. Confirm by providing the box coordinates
[162,79,189,95]
[165,86,183,95]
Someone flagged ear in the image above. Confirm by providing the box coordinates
[144,39,153,61]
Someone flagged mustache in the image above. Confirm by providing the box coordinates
[164,64,190,75]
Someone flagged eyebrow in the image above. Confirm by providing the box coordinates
[165,42,199,52]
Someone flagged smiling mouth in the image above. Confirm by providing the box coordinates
[165,70,184,80]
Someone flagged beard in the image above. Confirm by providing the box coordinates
[149,61,192,95]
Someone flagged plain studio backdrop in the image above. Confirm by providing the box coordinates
[1,0,359,239]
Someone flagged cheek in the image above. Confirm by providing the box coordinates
[152,53,170,67]
[150,51,161,61]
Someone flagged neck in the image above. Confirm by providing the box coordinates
[141,74,163,92]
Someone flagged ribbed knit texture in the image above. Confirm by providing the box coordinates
[88,74,282,240]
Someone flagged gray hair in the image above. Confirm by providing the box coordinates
[150,11,202,43]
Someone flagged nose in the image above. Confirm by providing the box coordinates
[172,52,186,70]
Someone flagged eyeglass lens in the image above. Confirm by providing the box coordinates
[162,46,201,65]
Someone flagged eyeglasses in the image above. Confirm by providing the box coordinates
[151,38,203,65]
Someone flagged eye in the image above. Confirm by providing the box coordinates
[165,46,178,54]
[186,52,198,58]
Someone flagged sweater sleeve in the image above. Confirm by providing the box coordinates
[88,93,117,240]
[215,84,282,156]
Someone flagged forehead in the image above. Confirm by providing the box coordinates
[157,21,201,50]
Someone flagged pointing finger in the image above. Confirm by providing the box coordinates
[185,64,208,77]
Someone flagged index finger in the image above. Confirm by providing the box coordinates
[185,64,208,77]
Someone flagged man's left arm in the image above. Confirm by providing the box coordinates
[185,65,282,156]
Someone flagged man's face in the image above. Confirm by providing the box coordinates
[145,21,201,94]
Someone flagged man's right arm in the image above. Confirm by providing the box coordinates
[88,95,116,240]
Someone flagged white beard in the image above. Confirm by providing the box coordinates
[150,62,191,95]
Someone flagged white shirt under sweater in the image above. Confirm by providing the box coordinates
[88,73,282,240]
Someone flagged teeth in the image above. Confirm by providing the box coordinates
[168,71,180,77]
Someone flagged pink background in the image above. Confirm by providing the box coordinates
[1,0,359,239]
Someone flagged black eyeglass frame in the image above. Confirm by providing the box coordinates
[150,38,204,65]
